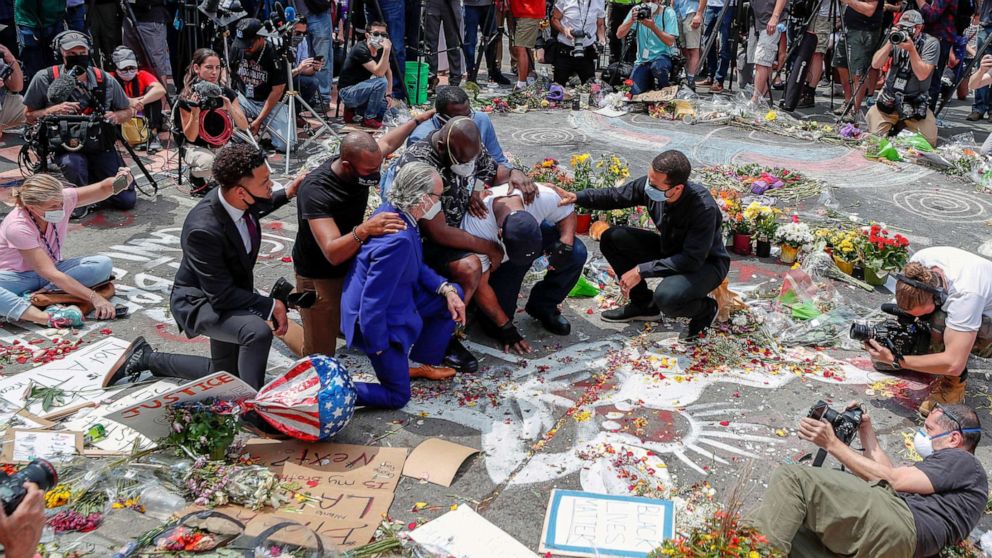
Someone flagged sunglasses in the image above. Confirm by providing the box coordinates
[935,404,964,432]
[369,31,387,37]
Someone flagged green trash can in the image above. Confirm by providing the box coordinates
[405,61,429,105]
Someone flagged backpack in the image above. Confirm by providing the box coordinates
[955,0,974,35]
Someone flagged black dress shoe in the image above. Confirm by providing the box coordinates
[102,336,152,387]
[679,298,719,343]
[525,305,571,336]
[443,338,479,374]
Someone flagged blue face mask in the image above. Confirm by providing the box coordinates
[645,184,671,202]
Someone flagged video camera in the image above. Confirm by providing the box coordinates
[184,80,226,111]
[849,303,932,356]
[0,459,57,515]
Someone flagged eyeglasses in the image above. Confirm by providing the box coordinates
[369,31,387,37]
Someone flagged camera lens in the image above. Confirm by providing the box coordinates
[849,322,875,342]
[0,459,57,515]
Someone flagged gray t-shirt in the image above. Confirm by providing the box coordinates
[884,33,941,98]
[23,66,130,112]
[900,449,988,558]
[751,0,777,28]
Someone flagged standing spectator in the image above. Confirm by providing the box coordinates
[463,0,512,85]
[607,0,636,63]
[832,0,884,117]
[15,0,66,79]
[292,0,333,111]
[338,21,393,129]
[112,46,166,154]
[969,6,992,120]
[64,0,84,31]
[910,0,957,110]
[617,0,680,94]
[509,0,546,90]
[747,0,787,103]
[551,0,607,85]
[424,0,465,88]
[230,18,292,151]
[675,0,707,88]
[87,0,121,70]
[699,0,733,92]
[123,0,174,91]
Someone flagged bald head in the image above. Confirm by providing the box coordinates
[338,131,383,182]
[436,116,481,167]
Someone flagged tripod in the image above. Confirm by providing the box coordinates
[778,0,825,110]
[469,4,512,84]
[407,0,466,96]
[934,31,992,117]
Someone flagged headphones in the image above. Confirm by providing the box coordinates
[894,272,948,308]
[50,30,92,53]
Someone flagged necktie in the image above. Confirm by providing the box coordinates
[243,213,260,255]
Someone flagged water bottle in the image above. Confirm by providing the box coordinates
[776,22,787,33]
[139,485,186,520]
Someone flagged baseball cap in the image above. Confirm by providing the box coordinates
[56,30,90,51]
[501,212,542,266]
[112,47,138,70]
[234,18,264,49]
[897,10,924,28]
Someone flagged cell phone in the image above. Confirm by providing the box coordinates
[314,55,325,63]
[114,305,130,319]
[112,174,130,195]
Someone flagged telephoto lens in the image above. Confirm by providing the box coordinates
[889,29,908,44]
[0,459,58,515]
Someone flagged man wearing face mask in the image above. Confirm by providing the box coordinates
[292,114,436,359]
[557,149,729,342]
[748,402,987,557]
[23,31,137,219]
[288,19,325,120]
[337,21,394,129]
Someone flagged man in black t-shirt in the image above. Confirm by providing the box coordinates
[749,402,987,557]
[337,21,393,129]
[231,18,293,151]
[293,112,436,358]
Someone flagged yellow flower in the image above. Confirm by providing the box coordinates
[571,153,591,167]
[750,552,761,558]
[764,110,777,122]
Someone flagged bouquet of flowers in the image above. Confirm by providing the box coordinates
[774,219,814,248]
[816,227,860,262]
[858,224,910,272]
[162,399,242,460]
[649,510,784,557]
[742,202,779,240]
[183,458,306,510]
[528,158,572,187]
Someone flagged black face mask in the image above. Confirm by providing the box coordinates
[65,54,90,70]
[357,172,381,188]
[291,33,305,49]
[242,187,274,213]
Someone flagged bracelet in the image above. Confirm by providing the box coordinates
[352,229,364,245]
[88,290,100,302]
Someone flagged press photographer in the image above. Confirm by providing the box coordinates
[0,459,53,558]
[550,0,608,85]
[616,0,681,94]
[230,18,293,151]
[23,31,138,218]
[865,11,940,147]
[860,246,992,416]
[748,401,986,557]
[0,43,26,138]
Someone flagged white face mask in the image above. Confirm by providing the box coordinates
[450,160,476,178]
[422,195,442,220]
[118,68,137,81]
[42,209,65,223]
[913,426,981,458]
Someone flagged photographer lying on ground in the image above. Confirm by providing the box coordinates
[863,247,992,416]
[748,402,986,557]
[865,10,940,147]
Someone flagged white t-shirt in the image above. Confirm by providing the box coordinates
[555,0,606,47]
[461,184,574,271]
[911,247,992,332]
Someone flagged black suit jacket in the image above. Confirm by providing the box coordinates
[170,187,290,337]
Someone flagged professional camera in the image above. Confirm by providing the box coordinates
[849,303,932,356]
[189,80,225,111]
[635,3,654,20]
[0,60,13,82]
[0,459,57,515]
[571,29,588,58]
[808,401,863,446]
[889,29,909,45]
[270,277,317,310]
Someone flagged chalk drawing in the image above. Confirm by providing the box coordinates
[891,189,992,223]
[510,128,589,146]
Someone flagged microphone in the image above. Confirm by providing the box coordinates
[47,70,81,104]
[284,5,295,20]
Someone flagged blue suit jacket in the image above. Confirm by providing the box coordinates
[340,203,447,355]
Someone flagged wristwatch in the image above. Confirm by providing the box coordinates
[891,353,904,370]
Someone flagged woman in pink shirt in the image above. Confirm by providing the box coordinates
[0,169,129,328]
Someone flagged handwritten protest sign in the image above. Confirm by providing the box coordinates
[244,511,377,550]
[248,441,407,492]
[62,381,177,453]
[105,372,256,440]
[280,477,393,524]
[539,490,674,558]
[2,429,83,463]
[409,505,536,557]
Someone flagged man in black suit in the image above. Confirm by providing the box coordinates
[102,144,301,390]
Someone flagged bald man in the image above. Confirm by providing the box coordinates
[382,117,538,373]
[293,111,435,357]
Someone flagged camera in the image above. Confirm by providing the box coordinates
[889,29,909,45]
[190,80,225,111]
[0,459,57,515]
[0,61,13,82]
[571,29,588,58]
[636,4,654,19]
[850,303,932,356]
[270,277,316,310]
[808,401,863,447]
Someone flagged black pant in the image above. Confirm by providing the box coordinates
[149,309,274,389]
[608,3,635,64]
[89,2,123,71]
[145,98,163,132]
[600,226,725,320]
[553,44,597,85]
[928,39,952,111]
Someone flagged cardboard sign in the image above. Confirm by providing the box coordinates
[245,511,377,550]
[2,429,83,463]
[105,372,256,440]
[62,381,177,453]
[402,438,478,487]
[409,505,537,558]
[248,441,407,492]
[539,490,674,558]
[0,337,132,418]
[286,484,393,524]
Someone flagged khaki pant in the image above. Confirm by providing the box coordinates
[0,94,25,130]
[183,145,216,179]
[296,275,344,357]
[747,465,917,557]
[866,106,938,148]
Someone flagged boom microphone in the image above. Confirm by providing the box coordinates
[47,71,80,104]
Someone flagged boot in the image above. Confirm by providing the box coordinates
[796,86,815,109]
[919,374,967,417]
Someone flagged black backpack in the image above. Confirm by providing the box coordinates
[955,0,974,34]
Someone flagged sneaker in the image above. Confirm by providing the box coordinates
[47,305,84,329]
[601,302,662,322]
[966,111,985,121]
[342,106,356,123]
[102,336,153,387]
[361,117,383,129]
[679,298,718,343]
[710,82,724,93]
[832,105,850,116]
[147,137,163,154]
[697,77,714,87]
[490,72,512,86]
[188,176,213,198]
[919,375,967,417]
[797,87,815,109]
[70,205,91,220]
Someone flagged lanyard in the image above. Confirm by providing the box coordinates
[26,209,61,262]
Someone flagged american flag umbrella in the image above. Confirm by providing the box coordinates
[248,354,357,441]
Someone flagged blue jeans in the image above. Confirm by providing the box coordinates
[339,77,388,120]
[373,0,407,98]
[294,75,322,111]
[703,4,733,83]
[0,255,113,322]
[65,4,86,32]
[56,150,136,210]
[18,24,62,82]
[307,10,333,105]
[974,26,992,114]
[463,4,498,78]
[237,93,293,151]
[631,56,673,94]
[488,223,588,317]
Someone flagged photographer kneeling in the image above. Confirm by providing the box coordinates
[617,1,680,94]
[749,402,987,557]
[863,247,992,416]
[550,0,607,85]
[866,11,940,148]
